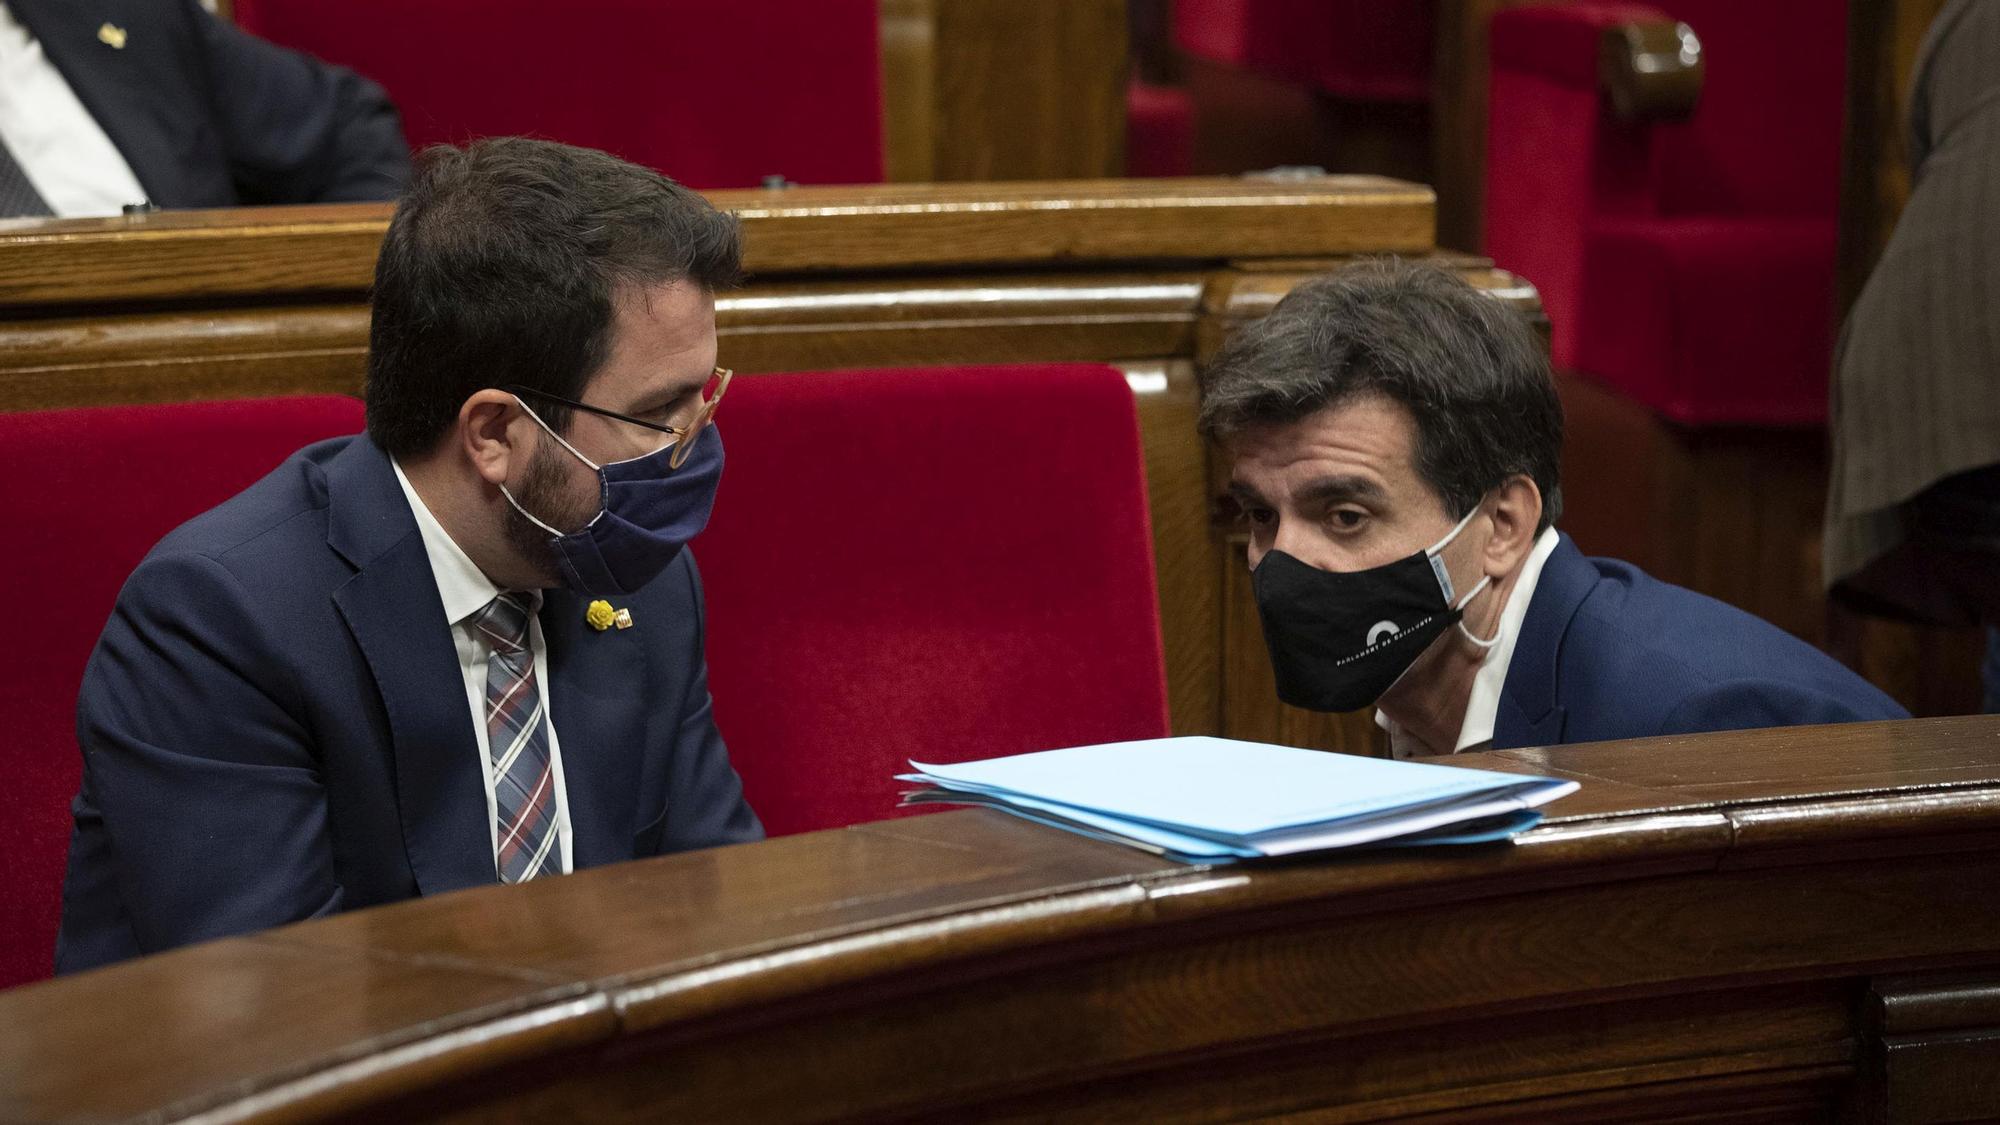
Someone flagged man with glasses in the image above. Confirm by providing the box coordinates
[58,138,762,973]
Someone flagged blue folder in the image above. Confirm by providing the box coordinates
[898,736,1578,863]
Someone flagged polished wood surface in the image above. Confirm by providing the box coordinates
[0,176,1449,747]
[880,0,1128,182]
[5,717,1998,1122]
[1598,17,1705,122]
[0,178,1432,309]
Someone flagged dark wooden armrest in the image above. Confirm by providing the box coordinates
[1599,18,1704,122]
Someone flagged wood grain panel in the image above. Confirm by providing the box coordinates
[0,179,1433,309]
[0,936,608,1124]
[878,0,941,183]
[1123,360,1223,735]
[716,273,1202,374]
[880,0,1127,182]
[0,306,369,411]
[9,719,1999,1121]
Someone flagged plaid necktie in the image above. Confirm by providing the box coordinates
[0,138,53,218]
[472,592,561,883]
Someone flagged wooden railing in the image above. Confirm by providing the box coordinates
[4,717,1998,1122]
[0,175,1534,753]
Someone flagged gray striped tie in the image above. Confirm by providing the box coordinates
[0,138,52,218]
[472,592,562,883]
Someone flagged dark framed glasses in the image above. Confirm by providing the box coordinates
[505,367,732,470]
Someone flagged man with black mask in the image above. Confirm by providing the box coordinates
[1205,259,1904,759]
[58,138,762,972]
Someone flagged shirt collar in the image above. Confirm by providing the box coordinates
[1376,525,1562,756]
[390,459,509,627]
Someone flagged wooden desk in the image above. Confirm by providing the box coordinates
[3,717,1997,1122]
[0,176,1532,754]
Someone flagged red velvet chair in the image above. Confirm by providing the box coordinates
[1174,0,1437,104]
[1,396,366,990]
[231,0,884,188]
[1127,78,1196,177]
[1483,0,1846,425]
[696,365,1170,837]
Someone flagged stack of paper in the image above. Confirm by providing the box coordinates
[899,736,1578,863]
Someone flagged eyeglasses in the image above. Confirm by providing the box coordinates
[504,367,732,470]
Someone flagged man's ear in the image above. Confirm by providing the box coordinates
[1482,474,1545,579]
[459,390,528,487]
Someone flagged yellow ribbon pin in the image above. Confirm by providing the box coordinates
[97,22,127,49]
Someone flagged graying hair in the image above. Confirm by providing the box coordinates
[1198,257,1563,531]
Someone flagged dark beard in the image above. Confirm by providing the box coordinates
[503,442,598,588]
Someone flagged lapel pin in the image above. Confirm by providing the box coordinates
[585,599,615,632]
[97,22,128,49]
[613,608,634,630]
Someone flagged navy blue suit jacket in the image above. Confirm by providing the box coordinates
[1493,535,1907,748]
[58,435,762,973]
[12,0,408,208]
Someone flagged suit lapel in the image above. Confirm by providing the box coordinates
[542,589,651,868]
[10,0,209,207]
[323,438,495,896]
[1494,534,1598,749]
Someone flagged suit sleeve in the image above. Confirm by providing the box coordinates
[1659,676,1909,737]
[75,550,345,954]
[653,554,765,854]
[185,0,410,204]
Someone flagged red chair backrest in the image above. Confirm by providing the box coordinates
[0,397,365,990]
[696,365,1170,836]
[1174,0,1436,103]
[1645,0,1846,219]
[232,0,884,188]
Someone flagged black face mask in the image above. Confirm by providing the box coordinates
[1252,507,1494,712]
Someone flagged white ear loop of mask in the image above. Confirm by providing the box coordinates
[500,395,602,537]
[1428,505,1502,650]
[513,395,602,471]
[1453,575,1501,649]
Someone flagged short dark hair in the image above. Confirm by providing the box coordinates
[365,137,743,458]
[1199,258,1564,531]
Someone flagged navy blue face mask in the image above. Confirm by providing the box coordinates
[502,398,724,597]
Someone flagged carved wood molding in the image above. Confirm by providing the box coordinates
[5,717,2000,1121]
[0,178,1433,309]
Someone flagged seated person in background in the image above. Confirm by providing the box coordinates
[1205,259,1907,758]
[58,138,762,974]
[0,0,407,217]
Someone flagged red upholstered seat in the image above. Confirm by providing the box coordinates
[231,0,883,188]
[696,365,1170,837]
[1127,79,1196,177]
[1173,0,1436,103]
[1,396,366,990]
[1483,0,1846,425]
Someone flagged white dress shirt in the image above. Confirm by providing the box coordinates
[392,461,574,876]
[0,2,148,217]
[1378,527,1562,759]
